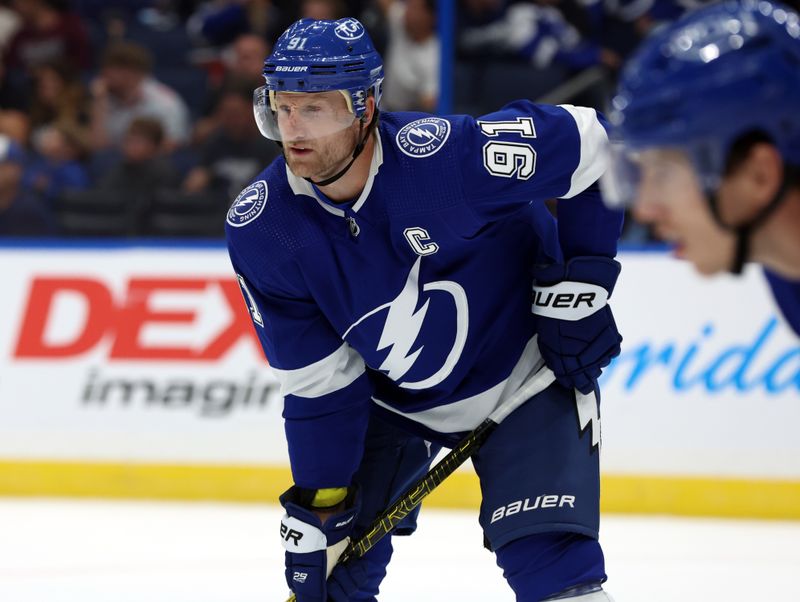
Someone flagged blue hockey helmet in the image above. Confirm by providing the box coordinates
[254,17,384,141]
[603,0,800,207]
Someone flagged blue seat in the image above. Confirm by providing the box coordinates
[126,23,193,69]
[55,188,142,237]
[145,189,226,238]
[153,67,210,120]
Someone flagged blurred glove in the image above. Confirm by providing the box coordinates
[280,485,367,602]
[532,256,622,395]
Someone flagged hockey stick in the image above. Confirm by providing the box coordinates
[535,66,607,106]
[284,365,556,602]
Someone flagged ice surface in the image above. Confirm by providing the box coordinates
[0,499,798,602]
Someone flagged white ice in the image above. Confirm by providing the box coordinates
[0,499,799,602]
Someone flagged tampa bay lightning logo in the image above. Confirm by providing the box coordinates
[396,118,451,158]
[343,257,468,390]
[227,180,267,227]
[334,18,365,41]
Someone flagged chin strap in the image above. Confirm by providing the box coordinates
[303,109,380,188]
[707,175,790,275]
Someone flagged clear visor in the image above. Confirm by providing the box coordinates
[599,141,643,209]
[600,143,701,209]
[253,86,358,143]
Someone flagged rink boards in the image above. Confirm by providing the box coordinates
[0,241,798,519]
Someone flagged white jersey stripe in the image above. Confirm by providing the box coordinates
[371,335,548,433]
[352,131,383,212]
[557,104,609,199]
[270,343,366,399]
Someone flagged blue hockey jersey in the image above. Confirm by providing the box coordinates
[226,102,622,489]
[765,269,800,336]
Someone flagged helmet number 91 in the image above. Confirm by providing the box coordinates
[478,117,537,181]
[286,37,308,50]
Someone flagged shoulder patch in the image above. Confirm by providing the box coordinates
[396,117,451,158]
[227,180,268,227]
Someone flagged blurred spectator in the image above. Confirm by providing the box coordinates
[0,134,57,235]
[194,32,267,144]
[576,0,656,58]
[188,0,283,47]
[29,58,88,138]
[460,1,619,72]
[0,0,21,52]
[299,0,347,20]
[222,32,270,82]
[98,116,180,194]
[24,120,89,204]
[90,41,190,150]
[379,0,440,112]
[3,0,91,76]
[537,0,594,38]
[183,78,279,198]
[0,63,27,144]
[576,0,721,60]
[137,1,182,31]
[459,0,508,28]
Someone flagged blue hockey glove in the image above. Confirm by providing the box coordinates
[327,560,369,601]
[279,485,367,602]
[532,256,622,395]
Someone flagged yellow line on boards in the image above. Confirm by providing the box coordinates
[0,461,798,520]
[600,474,800,520]
[0,461,289,502]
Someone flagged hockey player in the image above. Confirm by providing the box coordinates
[603,0,800,334]
[226,17,623,602]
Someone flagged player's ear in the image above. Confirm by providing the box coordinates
[361,94,376,124]
[745,142,784,212]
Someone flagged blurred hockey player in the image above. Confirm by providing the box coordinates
[604,0,800,334]
[226,17,623,602]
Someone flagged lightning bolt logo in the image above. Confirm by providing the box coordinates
[343,256,468,389]
[234,189,259,210]
[407,126,442,145]
[575,390,601,449]
[376,257,429,380]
